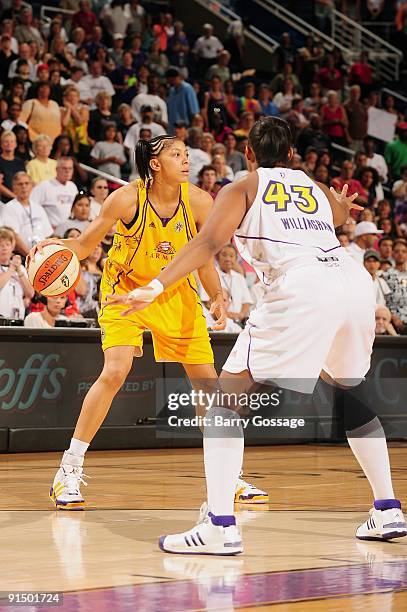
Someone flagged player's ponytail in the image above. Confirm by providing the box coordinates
[135,135,177,184]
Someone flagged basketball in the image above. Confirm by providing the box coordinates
[27,243,80,297]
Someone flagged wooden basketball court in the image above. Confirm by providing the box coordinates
[1,444,406,610]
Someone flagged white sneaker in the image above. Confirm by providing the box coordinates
[159,515,243,555]
[235,475,269,504]
[49,451,88,510]
[356,504,407,541]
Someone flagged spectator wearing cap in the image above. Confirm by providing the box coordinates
[344,85,368,152]
[385,123,407,180]
[109,33,125,65]
[14,7,42,47]
[0,34,18,86]
[82,60,115,106]
[0,131,26,202]
[346,221,383,263]
[0,172,52,255]
[383,240,407,334]
[206,50,231,85]
[375,306,398,336]
[131,75,168,128]
[166,69,200,131]
[193,23,223,76]
[124,105,165,152]
[30,156,78,228]
[363,249,391,307]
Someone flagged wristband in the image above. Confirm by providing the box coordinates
[129,278,164,301]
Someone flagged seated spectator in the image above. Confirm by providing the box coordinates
[297,114,331,157]
[344,85,368,151]
[302,147,318,178]
[212,153,234,186]
[215,244,253,323]
[73,0,99,40]
[331,160,367,206]
[336,230,350,247]
[187,128,211,185]
[24,295,68,328]
[201,132,215,156]
[258,84,279,118]
[239,82,261,115]
[197,164,218,199]
[375,306,398,336]
[224,133,247,175]
[360,209,375,223]
[61,85,89,155]
[206,50,231,85]
[174,120,188,143]
[90,124,126,179]
[202,287,242,333]
[348,51,373,97]
[193,23,223,77]
[356,166,383,208]
[13,125,31,163]
[270,61,302,96]
[377,199,392,222]
[26,135,57,185]
[52,134,88,185]
[234,111,255,138]
[116,104,135,142]
[383,94,399,118]
[1,101,27,132]
[363,249,391,307]
[109,49,138,101]
[0,227,33,320]
[321,90,349,147]
[66,26,86,58]
[378,217,398,239]
[378,236,394,263]
[82,59,115,106]
[30,156,78,228]
[165,68,200,130]
[0,172,52,255]
[285,97,309,140]
[346,221,383,262]
[55,191,92,237]
[65,66,92,104]
[0,130,26,202]
[316,54,344,92]
[131,75,168,127]
[89,177,109,218]
[273,77,295,113]
[381,259,393,273]
[383,240,407,333]
[20,82,62,144]
[146,39,169,77]
[364,136,388,184]
[123,105,166,168]
[314,163,330,185]
[202,76,229,131]
[77,243,104,318]
[88,91,115,144]
[8,42,36,81]
[392,165,407,221]
[385,123,407,180]
[303,82,326,115]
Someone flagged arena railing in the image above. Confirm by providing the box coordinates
[79,163,129,187]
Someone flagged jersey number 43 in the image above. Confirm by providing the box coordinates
[262,181,318,214]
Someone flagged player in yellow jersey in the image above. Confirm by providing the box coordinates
[28,135,268,509]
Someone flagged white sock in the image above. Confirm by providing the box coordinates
[204,407,244,516]
[68,438,89,457]
[347,417,395,500]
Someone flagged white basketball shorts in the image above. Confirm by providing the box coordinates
[223,255,376,393]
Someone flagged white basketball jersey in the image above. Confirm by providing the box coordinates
[234,167,342,284]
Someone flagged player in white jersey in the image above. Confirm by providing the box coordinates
[107,117,406,555]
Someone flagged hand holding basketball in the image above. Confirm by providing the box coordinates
[26,238,65,269]
[26,243,80,297]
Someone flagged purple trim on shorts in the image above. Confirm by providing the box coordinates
[235,234,341,253]
[209,512,236,527]
[247,323,254,379]
[374,499,402,510]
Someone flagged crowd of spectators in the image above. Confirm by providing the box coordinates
[0,1,405,335]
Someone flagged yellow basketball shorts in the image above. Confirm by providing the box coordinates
[99,272,213,365]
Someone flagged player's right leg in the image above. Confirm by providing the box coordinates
[50,346,135,510]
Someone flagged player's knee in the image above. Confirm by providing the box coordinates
[100,362,131,389]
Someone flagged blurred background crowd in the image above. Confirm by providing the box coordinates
[0,0,406,336]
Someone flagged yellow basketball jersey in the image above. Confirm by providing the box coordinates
[105,179,197,292]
